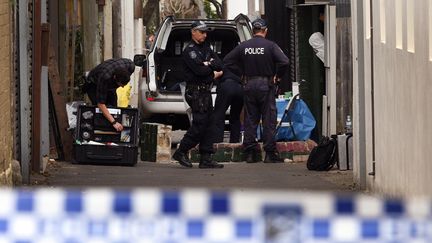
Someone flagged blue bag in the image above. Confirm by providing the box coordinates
[275,98,316,141]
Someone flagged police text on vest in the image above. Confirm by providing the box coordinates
[245,48,264,55]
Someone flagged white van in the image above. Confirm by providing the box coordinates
[133,15,252,128]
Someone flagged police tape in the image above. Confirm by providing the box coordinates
[0,188,431,242]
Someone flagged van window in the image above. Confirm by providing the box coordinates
[154,27,241,92]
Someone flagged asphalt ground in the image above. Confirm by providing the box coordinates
[31,159,356,192]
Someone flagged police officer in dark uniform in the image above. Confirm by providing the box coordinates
[172,21,224,169]
[212,66,244,143]
[224,18,290,163]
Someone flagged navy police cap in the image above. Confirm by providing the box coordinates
[191,21,213,32]
[252,18,267,29]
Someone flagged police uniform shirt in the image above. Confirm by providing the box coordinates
[223,36,289,78]
[88,58,135,104]
[183,41,222,85]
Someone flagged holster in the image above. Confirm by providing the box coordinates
[185,84,212,113]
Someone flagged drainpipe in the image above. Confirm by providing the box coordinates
[354,0,368,189]
[368,0,376,177]
[31,0,42,173]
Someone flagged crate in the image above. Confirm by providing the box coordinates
[73,144,138,166]
[72,105,139,166]
[140,123,172,162]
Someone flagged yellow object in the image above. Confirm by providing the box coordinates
[116,83,131,107]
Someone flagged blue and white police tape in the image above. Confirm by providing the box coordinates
[0,188,431,242]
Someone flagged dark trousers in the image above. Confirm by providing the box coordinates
[212,79,244,143]
[178,91,214,154]
[84,82,118,107]
[243,78,277,153]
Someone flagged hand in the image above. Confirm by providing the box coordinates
[203,59,214,66]
[273,76,281,84]
[213,70,223,79]
[113,122,124,132]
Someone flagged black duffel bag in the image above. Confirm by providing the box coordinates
[307,136,338,171]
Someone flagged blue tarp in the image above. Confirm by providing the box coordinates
[275,98,316,141]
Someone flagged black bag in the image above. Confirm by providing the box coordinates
[307,136,338,171]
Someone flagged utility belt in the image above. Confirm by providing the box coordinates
[243,76,273,85]
[185,83,213,113]
[186,83,212,92]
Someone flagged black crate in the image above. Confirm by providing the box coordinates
[72,144,138,166]
[72,105,139,166]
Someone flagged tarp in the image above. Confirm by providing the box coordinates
[275,98,316,141]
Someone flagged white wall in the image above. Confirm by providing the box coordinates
[227,0,248,19]
[352,0,432,196]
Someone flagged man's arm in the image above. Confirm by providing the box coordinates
[95,74,123,132]
[271,44,290,79]
[208,50,223,71]
[223,46,242,72]
[183,48,214,77]
[97,103,124,132]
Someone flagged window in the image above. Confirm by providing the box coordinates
[395,0,403,49]
[380,0,386,43]
[407,0,415,53]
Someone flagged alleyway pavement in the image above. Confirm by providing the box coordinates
[31,159,356,192]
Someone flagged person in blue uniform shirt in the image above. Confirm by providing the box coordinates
[223,18,290,163]
[172,21,224,169]
[212,65,244,143]
[84,58,135,132]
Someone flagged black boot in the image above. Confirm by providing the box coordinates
[172,149,193,168]
[244,150,261,163]
[264,152,284,163]
[199,154,224,169]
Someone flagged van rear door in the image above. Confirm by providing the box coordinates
[234,14,252,41]
[146,16,174,92]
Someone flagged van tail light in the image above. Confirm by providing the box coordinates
[142,68,148,77]
[145,91,156,101]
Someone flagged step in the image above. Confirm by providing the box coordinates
[186,140,317,163]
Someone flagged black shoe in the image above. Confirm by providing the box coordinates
[244,150,260,163]
[264,152,284,163]
[199,154,224,169]
[172,150,193,168]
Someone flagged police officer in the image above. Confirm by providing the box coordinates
[224,18,290,163]
[212,66,244,143]
[172,21,224,169]
[84,58,135,132]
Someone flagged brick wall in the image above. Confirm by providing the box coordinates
[0,0,13,186]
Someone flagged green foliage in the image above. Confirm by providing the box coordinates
[204,0,219,19]
[73,27,85,101]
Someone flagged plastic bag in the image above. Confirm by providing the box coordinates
[275,99,316,141]
[66,101,86,129]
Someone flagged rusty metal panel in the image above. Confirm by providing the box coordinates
[18,0,33,183]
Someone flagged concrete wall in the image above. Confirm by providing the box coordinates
[352,0,432,196]
[0,0,13,185]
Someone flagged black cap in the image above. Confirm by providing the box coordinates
[191,20,212,32]
[252,18,267,29]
